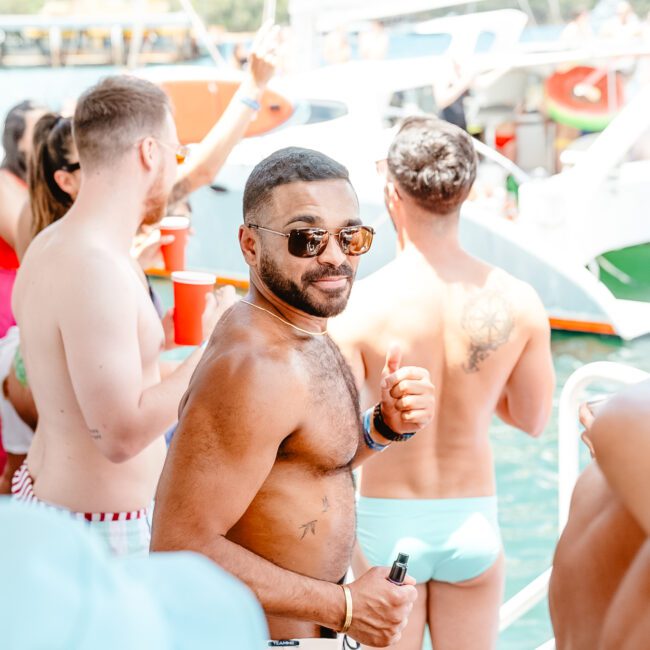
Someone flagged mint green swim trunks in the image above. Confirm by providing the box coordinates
[356,495,501,584]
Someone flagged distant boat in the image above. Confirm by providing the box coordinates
[0,10,194,67]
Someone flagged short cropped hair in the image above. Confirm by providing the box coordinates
[387,116,477,215]
[243,147,353,223]
[73,76,170,168]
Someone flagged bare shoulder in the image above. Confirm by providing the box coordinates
[23,223,126,274]
[20,229,138,317]
[483,267,548,331]
[182,312,310,428]
[190,336,305,402]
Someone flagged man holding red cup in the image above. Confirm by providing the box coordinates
[11,76,233,556]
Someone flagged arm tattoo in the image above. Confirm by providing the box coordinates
[168,177,192,206]
[299,520,318,540]
[461,289,514,373]
[322,496,329,513]
[89,429,102,440]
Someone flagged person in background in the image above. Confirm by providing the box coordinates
[600,1,643,77]
[0,101,46,479]
[560,6,594,45]
[0,101,45,286]
[165,21,279,210]
[600,0,642,40]
[359,21,389,61]
[11,76,233,556]
[432,57,476,131]
[0,115,174,497]
[322,27,352,65]
[231,40,249,70]
[331,117,554,650]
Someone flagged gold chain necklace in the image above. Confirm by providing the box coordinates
[240,300,328,337]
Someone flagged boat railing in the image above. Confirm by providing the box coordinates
[497,361,649,648]
[472,137,531,185]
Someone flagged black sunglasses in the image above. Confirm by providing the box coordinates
[59,162,80,173]
[248,224,375,258]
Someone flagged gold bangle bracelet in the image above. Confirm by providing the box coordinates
[341,584,353,634]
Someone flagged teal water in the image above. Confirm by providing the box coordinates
[3,48,648,648]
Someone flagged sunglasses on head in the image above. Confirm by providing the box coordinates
[247,224,375,258]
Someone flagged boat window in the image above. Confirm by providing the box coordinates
[413,32,451,56]
[303,100,348,124]
[269,99,348,132]
[476,31,496,52]
[384,86,435,127]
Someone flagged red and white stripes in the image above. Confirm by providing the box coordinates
[11,461,147,521]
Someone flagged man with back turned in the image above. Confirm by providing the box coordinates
[331,117,554,650]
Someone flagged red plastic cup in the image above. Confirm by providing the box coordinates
[172,271,216,345]
[159,216,190,272]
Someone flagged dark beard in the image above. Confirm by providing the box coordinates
[259,253,354,318]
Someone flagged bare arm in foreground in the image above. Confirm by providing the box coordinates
[587,379,650,536]
[579,380,650,649]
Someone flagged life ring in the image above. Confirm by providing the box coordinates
[545,65,625,132]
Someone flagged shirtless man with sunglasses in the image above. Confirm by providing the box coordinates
[152,147,436,648]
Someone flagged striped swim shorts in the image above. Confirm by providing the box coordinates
[11,461,152,557]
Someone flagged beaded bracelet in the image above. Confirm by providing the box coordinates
[362,407,389,451]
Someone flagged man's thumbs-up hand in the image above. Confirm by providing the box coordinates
[379,343,435,436]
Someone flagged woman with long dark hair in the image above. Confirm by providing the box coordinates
[0,101,45,481]
[0,101,45,334]
[26,114,77,242]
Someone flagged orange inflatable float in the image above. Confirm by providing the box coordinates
[154,74,294,144]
